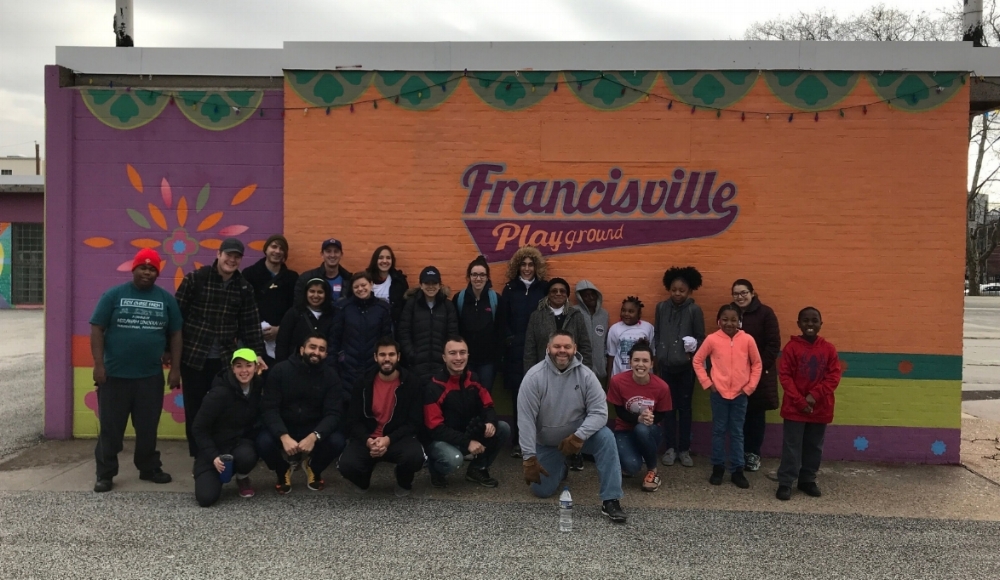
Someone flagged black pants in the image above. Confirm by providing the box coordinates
[194,438,257,507]
[504,346,525,442]
[256,425,346,476]
[180,359,223,457]
[743,407,768,456]
[94,374,165,480]
[660,364,694,452]
[337,435,425,490]
[777,420,827,487]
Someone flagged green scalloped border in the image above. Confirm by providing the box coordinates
[175,90,263,131]
[374,72,461,110]
[285,70,375,108]
[765,72,860,112]
[663,71,757,109]
[80,89,171,130]
[565,71,657,110]
[867,72,965,112]
[468,71,558,111]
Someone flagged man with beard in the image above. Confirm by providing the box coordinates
[338,337,425,497]
[91,248,183,492]
[519,330,627,524]
[257,333,345,494]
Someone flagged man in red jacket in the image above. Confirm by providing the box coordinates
[776,307,842,501]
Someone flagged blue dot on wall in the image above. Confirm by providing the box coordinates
[931,440,947,456]
[854,436,869,451]
[175,394,184,408]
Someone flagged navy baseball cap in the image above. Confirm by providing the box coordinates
[419,266,442,284]
[321,238,343,251]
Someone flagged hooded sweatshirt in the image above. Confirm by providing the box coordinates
[575,280,609,381]
[693,329,763,400]
[517,353,607,459]
[654,297,706,370]
[778,335,841,424]
[522,298,593,372]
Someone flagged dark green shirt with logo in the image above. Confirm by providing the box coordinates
[90,282,183,379]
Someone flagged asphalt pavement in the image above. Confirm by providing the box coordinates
[0,310,44,459]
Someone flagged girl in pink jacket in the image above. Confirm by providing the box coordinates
[693,304,762,489]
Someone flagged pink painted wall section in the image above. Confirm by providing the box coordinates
[0,193,44,223]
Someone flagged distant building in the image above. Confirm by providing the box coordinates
[0,174,44,307]
[0,155,44,177]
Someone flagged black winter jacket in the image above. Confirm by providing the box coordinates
[372,269,409,327]
[736,297,782,411]
[453,283,505,368]
[329,293,393,388]
[261,354,343,439]
[422,369,498,450]
[241,258,299,327]
[274,308,335,363]
[345,367,424,443]
[293,264,354,310]
[398,288,459,381]
[654,297,706,370]
[191,370,263,476]
[500,277,547,375]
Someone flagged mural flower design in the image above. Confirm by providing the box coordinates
[163,390,186,424]
[85,388,99,417]
[83,164,267,289]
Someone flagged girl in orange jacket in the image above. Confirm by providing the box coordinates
[693,304,762,488]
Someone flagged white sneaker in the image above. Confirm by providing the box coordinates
[661,448,676,466]
[394,484,411,498]
[678,451,694,467]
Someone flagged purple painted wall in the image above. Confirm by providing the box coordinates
[0,193,44,223]
[44,65,284,438]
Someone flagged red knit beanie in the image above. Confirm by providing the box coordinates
[132,248,162,273]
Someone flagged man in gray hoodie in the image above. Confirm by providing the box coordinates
[575,280,608,385]
[518,330,627,523]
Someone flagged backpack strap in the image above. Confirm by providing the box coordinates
[457,289,499,321]
[457,290,465,315]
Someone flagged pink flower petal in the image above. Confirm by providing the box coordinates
[161,178,172,209]
[117,260,135,272]
[218,225,249,236]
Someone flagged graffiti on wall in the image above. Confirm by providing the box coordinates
[0,223,10,308]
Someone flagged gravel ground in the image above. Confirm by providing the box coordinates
[0,490,998,580]
[0,310,44,459]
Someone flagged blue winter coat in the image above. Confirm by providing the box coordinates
[328,294,393,391]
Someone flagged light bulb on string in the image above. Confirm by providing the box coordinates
[373,100,378,109]
[349,104,354,113]
[814,112,818,122]
[667,101,672,110]
[788,113,793,122]
[741,112,745,121]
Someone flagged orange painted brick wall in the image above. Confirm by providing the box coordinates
[284,76,968,356]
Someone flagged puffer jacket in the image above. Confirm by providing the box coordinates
[654,297,706,370]
[329,293,393,388]
[191,369,263,477]
[398,286,459,382]
[523,297,593,372]
[273,281,336,362]
[373,268,410,327]
[737,297,782,411]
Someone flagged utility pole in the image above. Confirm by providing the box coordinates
[114,0,134,47]
[35,142,39,176]
[964,0,985,47]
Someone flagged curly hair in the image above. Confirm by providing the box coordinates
[622,295,644,310]
[505,246,548,283]
[662,266,703,291]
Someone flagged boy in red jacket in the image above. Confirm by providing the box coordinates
[776,307,842,501]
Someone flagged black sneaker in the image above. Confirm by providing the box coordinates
[568,453,584,472]
[275,470,292,495]
[465,467,499,488]
[601,499,627,524]
[776,485,792,501]
[731,469,750,489]
[94,479,113,493]
[798,481,822,497]
[430,472,448,488]
[139,470,172,484]
[709,465,725,485]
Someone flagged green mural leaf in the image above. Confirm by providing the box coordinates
[200,94,232,122]
[692,75,726,105]
[109,95,140,122]
[469,71,556,111]
[663,71,756,109]
[773,72,800,87]
[794,75,829,106]
[476,72,503,87]
[177,91,207,108]
[721,71,751,85]
[293,71,318,85]
[227,91,255,107]
[425,72,452,87]
[667,71,697,85]
[313,75,345,104]
[494,76,527,105]
[196,184,211,212]
[127,208,151,229]
[825,72,854,87]
[286,71,374,108]
[134,90,159,106]
[567,71,656,110]
[81,89,170,130]
[340,71,367,86]
[380,71,406,86]
[765,72,859,111]
[400,76,431,105]
[867,72,964,112]
[89,90,115,105]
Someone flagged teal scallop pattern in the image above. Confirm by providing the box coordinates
[468,71,557,111]
[565,71,656,110]
[663,71,756,109]
[374,72,460,110]
[764,72,860,111]
[175,90,264,131]
[80,89,171,130]
[285,71,375,108]
[867,72,964,112]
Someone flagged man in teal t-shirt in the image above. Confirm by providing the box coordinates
[90,248,183,493]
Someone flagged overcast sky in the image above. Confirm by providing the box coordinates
[0,0,964,157]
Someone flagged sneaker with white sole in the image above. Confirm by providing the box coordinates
[661,448,676,466]
[641,470,661,492]
[394,483,412,498]
[237,477,255,498]
[678,451,694,467]
[744,453,761,472]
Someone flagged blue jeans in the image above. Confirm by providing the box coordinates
[531,426,623,502]
[710,391,748,472]
[427,421,511,475]
[470,363,497,394]
[615,423,663,476]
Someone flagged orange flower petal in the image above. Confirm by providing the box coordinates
[83,237,114,248]
[117,260,134,272]
[248,240,266,251]
[127,164,143,193]
[177,196,188,227]
[160,260,167,272]
[129,238,162,249]
[196,212,223,232]
[148,203,168,230]
[200,238,222,250]
[194,262,204,270]
[231,184,257,206]
[174,267,184,291]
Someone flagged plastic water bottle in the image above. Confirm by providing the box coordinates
[559,487,573,532]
